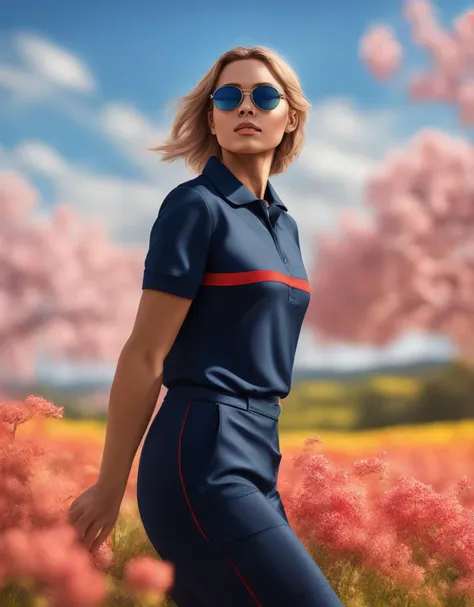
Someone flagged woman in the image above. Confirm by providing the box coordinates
[68,46,344,606]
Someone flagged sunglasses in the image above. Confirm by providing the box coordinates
[209,84,286,112]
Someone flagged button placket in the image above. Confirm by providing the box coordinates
[258,201,288,265]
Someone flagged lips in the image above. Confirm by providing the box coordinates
[234,122,261,132]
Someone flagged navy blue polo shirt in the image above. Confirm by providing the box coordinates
[142,155,311,400]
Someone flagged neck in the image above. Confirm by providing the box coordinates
[220,150,273,201]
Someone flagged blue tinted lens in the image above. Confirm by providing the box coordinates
[213,85,242,110]
[252,85,281,110]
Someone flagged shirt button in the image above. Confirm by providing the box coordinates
[283,258,288,263]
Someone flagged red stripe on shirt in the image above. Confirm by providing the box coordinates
[202,270,311,294]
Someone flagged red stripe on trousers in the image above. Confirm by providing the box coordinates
[178,400,264,607]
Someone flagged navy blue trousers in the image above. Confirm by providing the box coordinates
[137,386,344,606]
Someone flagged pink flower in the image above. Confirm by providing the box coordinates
[453,10,474,43]
[353,457,389,479]
[409,72,454,102]
[0,525,110,607]
[44,565,109,607]
[457,82,474,125]
[124,556,174,598]
[360,25,402,79]
[0,401,34,427]
[303,435,322,448]
[0,396,63,441]
[0,170,38,222]
[89,540,114,571]
[403,0,434,25]
[0,528,37,578]
[458,476,473,494]
[24,395,64,420]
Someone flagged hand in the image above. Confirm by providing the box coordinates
[67,482,124,553]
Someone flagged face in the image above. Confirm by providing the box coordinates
[208,59,298,159]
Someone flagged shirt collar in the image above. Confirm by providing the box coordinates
[201,155,288,212]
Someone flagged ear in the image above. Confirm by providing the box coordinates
[285,109,298,133]
[208,109,216,135]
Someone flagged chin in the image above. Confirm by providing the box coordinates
[221,142,275,156]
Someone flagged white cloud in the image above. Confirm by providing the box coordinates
[16,141,69,177]
[15,33,96,93]
[12,141,162,243]
[99,102,192,186]
[295,329,454,370]
[100,103,159,142]
[308,97,396,148]
[0,31,95,101]
[299,141,375,184]
[0,63,47,100]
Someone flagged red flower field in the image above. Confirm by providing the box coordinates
[1,394,474,606]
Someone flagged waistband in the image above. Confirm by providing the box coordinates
[165,385,282,421]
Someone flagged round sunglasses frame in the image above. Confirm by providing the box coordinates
[209,84,286,112]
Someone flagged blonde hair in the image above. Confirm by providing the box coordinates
[151,46,311,176]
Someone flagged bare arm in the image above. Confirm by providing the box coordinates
[96,288,193,495]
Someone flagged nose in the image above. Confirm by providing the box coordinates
[237,91,255,116]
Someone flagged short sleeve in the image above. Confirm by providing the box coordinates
[142,186,214,299]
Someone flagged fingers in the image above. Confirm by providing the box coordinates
[82,519,106,552]
[65,489,115,553]
[72,512,91,542]
[67,503,80,525]
[90,522,113,553]
[71,511,113,553]
[68,505,84,543]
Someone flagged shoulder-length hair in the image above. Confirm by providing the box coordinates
[150,46,311,176]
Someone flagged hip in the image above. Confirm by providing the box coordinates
[138,386,283,505]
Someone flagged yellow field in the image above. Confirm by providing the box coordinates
[23,416,474,452]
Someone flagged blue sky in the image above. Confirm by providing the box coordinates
[1,0,469,383]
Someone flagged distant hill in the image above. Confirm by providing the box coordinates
[1,356,453,400]
[292,357,451,383]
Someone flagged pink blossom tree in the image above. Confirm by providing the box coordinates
[360,0,474,124]
[307,0,474,357]
[0,171,144,386]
